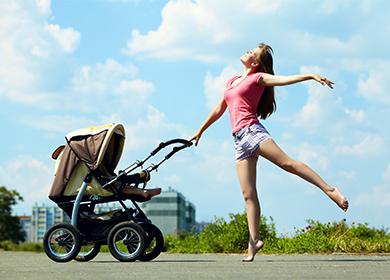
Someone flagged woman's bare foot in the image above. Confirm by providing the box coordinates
[326,187,349,212]
[242,240,264,262]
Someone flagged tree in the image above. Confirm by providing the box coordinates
[0,186,25,243]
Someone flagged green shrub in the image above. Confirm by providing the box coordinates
[0,240,17,251]
[0,240,43,252]
[164,214,390,254]
[1,214,389,254]
[164,213,276,253]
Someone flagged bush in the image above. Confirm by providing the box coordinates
[0,240,17,251]
[164,214,390,254]
[0,240,43,252]
[164,213,277,253]
[1,214,389,254]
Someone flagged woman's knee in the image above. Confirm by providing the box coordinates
[241,187,258,202]
[280,159,302,173]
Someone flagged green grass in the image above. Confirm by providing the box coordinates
[163,214,390,254]
[0,240,43,252]
[2,213,389,254]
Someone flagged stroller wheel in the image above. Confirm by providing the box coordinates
[138,223,164,262]
[74,242,101,262]
[43,223,81,262]
[107,221,146,262]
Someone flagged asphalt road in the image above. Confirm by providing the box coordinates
[1,251,389,280]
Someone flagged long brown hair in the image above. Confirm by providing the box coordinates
[255,43,276,119]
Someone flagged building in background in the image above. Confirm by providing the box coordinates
[18,215,31,242]
[140,187,196,235]
[26,188,197,241]
[30,204,69,242]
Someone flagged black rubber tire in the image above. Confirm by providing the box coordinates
[107,221,146,262]
[74,242,101,262]
[138,223,164,262]
[43,223,81,263]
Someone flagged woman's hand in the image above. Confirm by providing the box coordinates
[189,97,226,147]
[312,74,334,89]
[189,131,202,146]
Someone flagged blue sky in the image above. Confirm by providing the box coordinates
[1,0,389,234]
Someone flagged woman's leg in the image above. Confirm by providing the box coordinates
[255,139,348,211]
[236,157,264,261]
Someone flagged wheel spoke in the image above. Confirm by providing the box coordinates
[112,226,142,258]
[48,228,76,258]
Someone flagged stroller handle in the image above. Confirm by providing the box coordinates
[150,138,193,156]
[119,138,193,176]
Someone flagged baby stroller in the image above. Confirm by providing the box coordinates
[43,123,192,262]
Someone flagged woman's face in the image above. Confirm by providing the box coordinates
[240,47,261,68]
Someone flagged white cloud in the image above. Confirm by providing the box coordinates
[71,59,139,94]
[292,65,342,133]
[19,115,94,134]
[357,64,390,105]
[292,142,330,171]
[0,156,53,214]
[355,186,390,207]
[335,134,385,157]
[121,0,388,64]
[338,170,357,181]
[124,106,188,152]
[114,79,155,96]
[293,93,325,132]
[67,59,156,114]
[123,0,281,61]
[45,24,80,53]
[162,175,182,186]
[0,0,81,106]
[191,138,235,186]
[352,162,390,223]
[293,66,332,131]
[344,108,365,123]
[35,0,51,15]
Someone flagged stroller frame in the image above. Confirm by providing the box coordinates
[43,123,192,262]
[70,138,191,227]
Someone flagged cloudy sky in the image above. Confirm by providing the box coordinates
[1,0,389,233]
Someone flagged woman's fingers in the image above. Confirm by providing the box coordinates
[189,134,200,146]
[322,78,334,89]
[315,75,334,89]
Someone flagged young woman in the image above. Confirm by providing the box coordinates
[190,43,349,262]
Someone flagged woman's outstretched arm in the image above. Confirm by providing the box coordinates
[190,96,227,146]
[259,73,334,89]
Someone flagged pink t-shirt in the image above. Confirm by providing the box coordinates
[224,72,265,135]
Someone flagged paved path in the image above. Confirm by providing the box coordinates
[1,252,389,280]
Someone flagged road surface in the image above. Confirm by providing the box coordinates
[1,252,389,279]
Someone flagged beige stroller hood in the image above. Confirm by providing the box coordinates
[49,123,125,202]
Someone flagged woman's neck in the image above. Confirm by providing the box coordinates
[241,66,257,77]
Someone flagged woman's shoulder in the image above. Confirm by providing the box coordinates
[249,72,266,86]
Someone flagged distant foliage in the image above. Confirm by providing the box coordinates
[0,186,25,243]
[164,214,390,254]
[165,213,276,253]
[0,240,43,252]
[264,219,390,254]
[1,211,389,254]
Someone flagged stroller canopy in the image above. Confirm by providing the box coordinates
[49,123,125,202]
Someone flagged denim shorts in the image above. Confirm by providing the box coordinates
[233,123,272,161]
